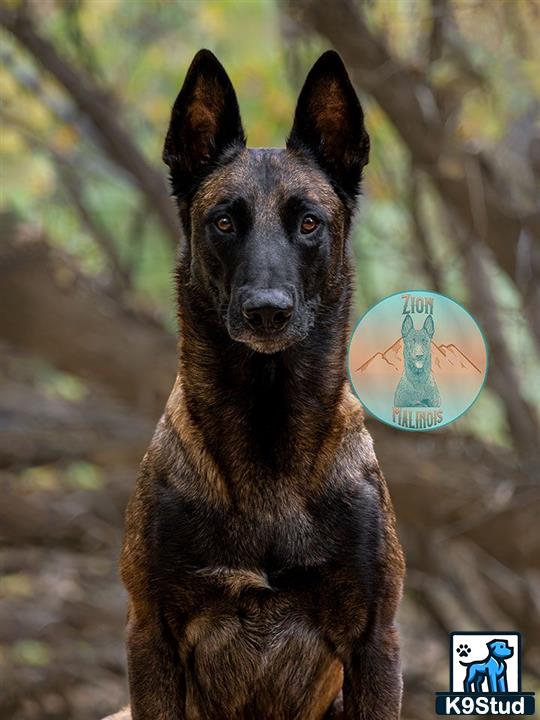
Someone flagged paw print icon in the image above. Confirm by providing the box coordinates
[456,644,471,658]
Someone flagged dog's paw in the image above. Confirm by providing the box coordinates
[457,643,471,658]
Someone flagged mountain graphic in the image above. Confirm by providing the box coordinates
[356,339,481,376]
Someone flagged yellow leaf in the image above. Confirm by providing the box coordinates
[0,127,25,155]
[52,125,79,152]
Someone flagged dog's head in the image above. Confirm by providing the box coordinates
[163,50,369,354]
[401,315,434,374]
[488,639,514,660]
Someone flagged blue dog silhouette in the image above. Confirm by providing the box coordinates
[461,639,514,693]
[394,314,441,407]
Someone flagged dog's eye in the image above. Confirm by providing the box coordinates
[215,215,234,233]
[300,214,320,234]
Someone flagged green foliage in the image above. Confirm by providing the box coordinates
[65,461,103,491]
[11,639,51,667]
[36,364,88,403]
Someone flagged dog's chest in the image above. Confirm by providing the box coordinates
[157,480,327,571]
[153,456,378,716]
[155,465,376,576]
[155,468,378,642]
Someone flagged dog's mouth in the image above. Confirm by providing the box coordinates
[228,326,307,354]
[225,306,313,354]
[414,356,425,369]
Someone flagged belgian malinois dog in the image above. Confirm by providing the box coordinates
[115,49,405,720]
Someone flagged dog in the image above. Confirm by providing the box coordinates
[114,49,405,720]
[394,314,440,408]
[461,639,514,693]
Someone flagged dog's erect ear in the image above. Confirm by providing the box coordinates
[423,315,435,338]
[286,51,369,202]
[163,49,246,196]
[402,315,414,338]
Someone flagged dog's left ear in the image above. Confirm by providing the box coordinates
[287,51,369,202]
[163,49,246,197]
[423,315,435,338]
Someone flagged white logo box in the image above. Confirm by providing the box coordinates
[450,632,520,693]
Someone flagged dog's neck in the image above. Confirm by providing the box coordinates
[172,268,353,484]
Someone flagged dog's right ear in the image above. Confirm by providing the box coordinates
[401,315,413,337]
[163,49,246,197]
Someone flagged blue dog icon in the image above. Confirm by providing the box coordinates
[460,639,514,693]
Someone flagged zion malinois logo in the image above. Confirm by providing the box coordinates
[347,291,488,431]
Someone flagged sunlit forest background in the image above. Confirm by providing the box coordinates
[1,1,539,719]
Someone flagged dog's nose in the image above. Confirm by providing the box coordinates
[242,290,293,331]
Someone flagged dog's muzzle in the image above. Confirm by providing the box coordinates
[226,286,309,353]
[241,289,294,333]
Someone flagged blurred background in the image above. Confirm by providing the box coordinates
[1,1,539,718]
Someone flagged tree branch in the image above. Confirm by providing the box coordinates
[428,0,449,65]
[0,214,176,417]
[0,374,151,468]
[54,157,133,294]
[0,5,179,247]
[1,109,132,294]
[408,166,444,293]
[449,218,540,467]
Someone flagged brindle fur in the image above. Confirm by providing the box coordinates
[118,49,405,720]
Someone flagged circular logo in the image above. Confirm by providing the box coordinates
[347,291,488,431]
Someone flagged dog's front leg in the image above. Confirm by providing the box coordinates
[126,602,186,720]
[341,625,402,720]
